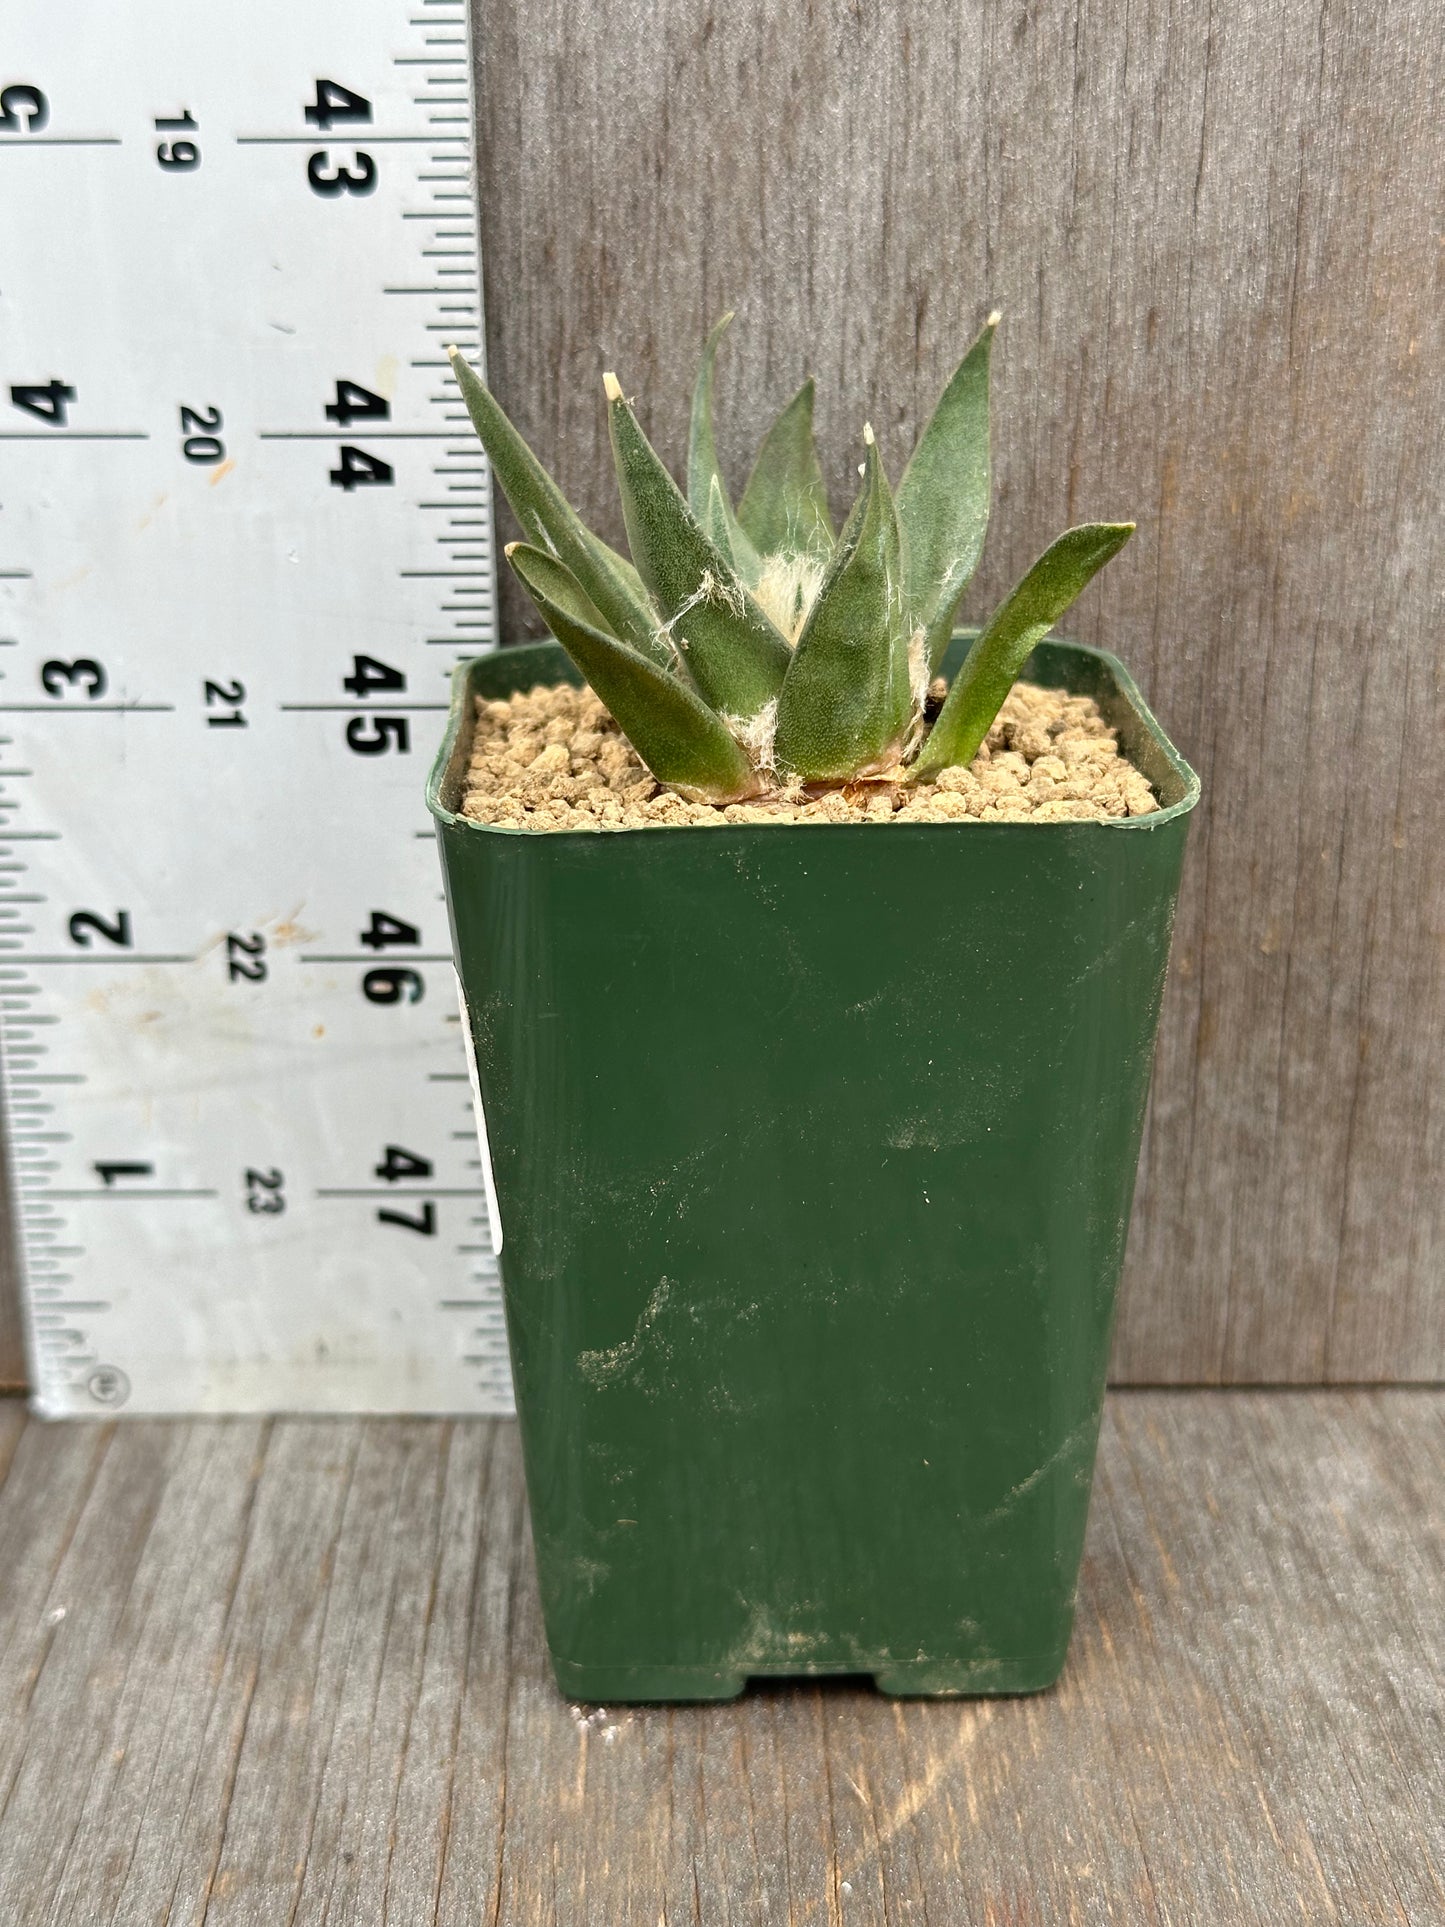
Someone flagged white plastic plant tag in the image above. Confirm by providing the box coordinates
[456,969,504,1255]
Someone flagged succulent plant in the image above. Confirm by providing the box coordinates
[447,317,1133,805]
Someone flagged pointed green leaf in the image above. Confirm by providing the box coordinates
[506,544,760,805]
[447,346,668,666]
[505,544,611,634]
[737,378,835,560]
[897,312,999,671]
[909,522,1135,781]
[686,312,733,517]
[703,474,737,570]
[605,373,792,719]
[686,313,762,582]
[772,429,915,782]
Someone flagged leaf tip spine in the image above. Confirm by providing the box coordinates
[602,371,624,404]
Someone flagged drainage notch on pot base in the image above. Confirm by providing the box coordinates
[429,634,1198,1703]
[548,1651,1074,1704]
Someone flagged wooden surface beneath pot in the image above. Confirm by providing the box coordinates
[0,1389,1438,1923]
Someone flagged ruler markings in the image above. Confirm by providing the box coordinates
[259,430,461,439]
[300,952,452,963]
[1,0,509,1417]
[235,133,467,144]
[0,431,150,441]
[317,1187,477,1197]
[4,955,196,965]
[33,1190,220,1201]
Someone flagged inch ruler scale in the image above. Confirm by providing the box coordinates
[0,0,513,1415]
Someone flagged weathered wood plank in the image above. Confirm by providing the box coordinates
[472,0,1445,1383]
[18,1420,269,1927]
[0,1394,1439,1924]
[396,1419,522,1926]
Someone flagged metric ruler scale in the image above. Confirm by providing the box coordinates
[0,0,513,1415]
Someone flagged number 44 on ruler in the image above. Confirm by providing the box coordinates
[0,0,513,1416]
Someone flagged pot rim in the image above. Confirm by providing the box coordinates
[426,632,1201,838]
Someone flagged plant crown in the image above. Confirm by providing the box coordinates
[447,317,1133,804]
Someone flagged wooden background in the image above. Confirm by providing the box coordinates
[2,0,1441,1389]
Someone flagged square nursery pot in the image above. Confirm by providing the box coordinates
[428,633,1199,1702]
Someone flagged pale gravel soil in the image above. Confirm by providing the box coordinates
[459,679,1160,831]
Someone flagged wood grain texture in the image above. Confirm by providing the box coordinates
[472,0,1445,1383]
[0,1394,1439,1922]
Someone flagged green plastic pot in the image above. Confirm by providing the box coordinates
[428,633,1198,1701]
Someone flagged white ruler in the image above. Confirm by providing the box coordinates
[0,0,513,1415]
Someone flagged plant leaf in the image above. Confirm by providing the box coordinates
[686,313,762,582]
[447,346,668,666]
[506,544,761,805]
[909,522,1135,781]
[737,378,835,560]
[605,373,792,718]
[772,428,915,782]
[703,474,737,570]
[896,312,999,671]
[505,544,611,633]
